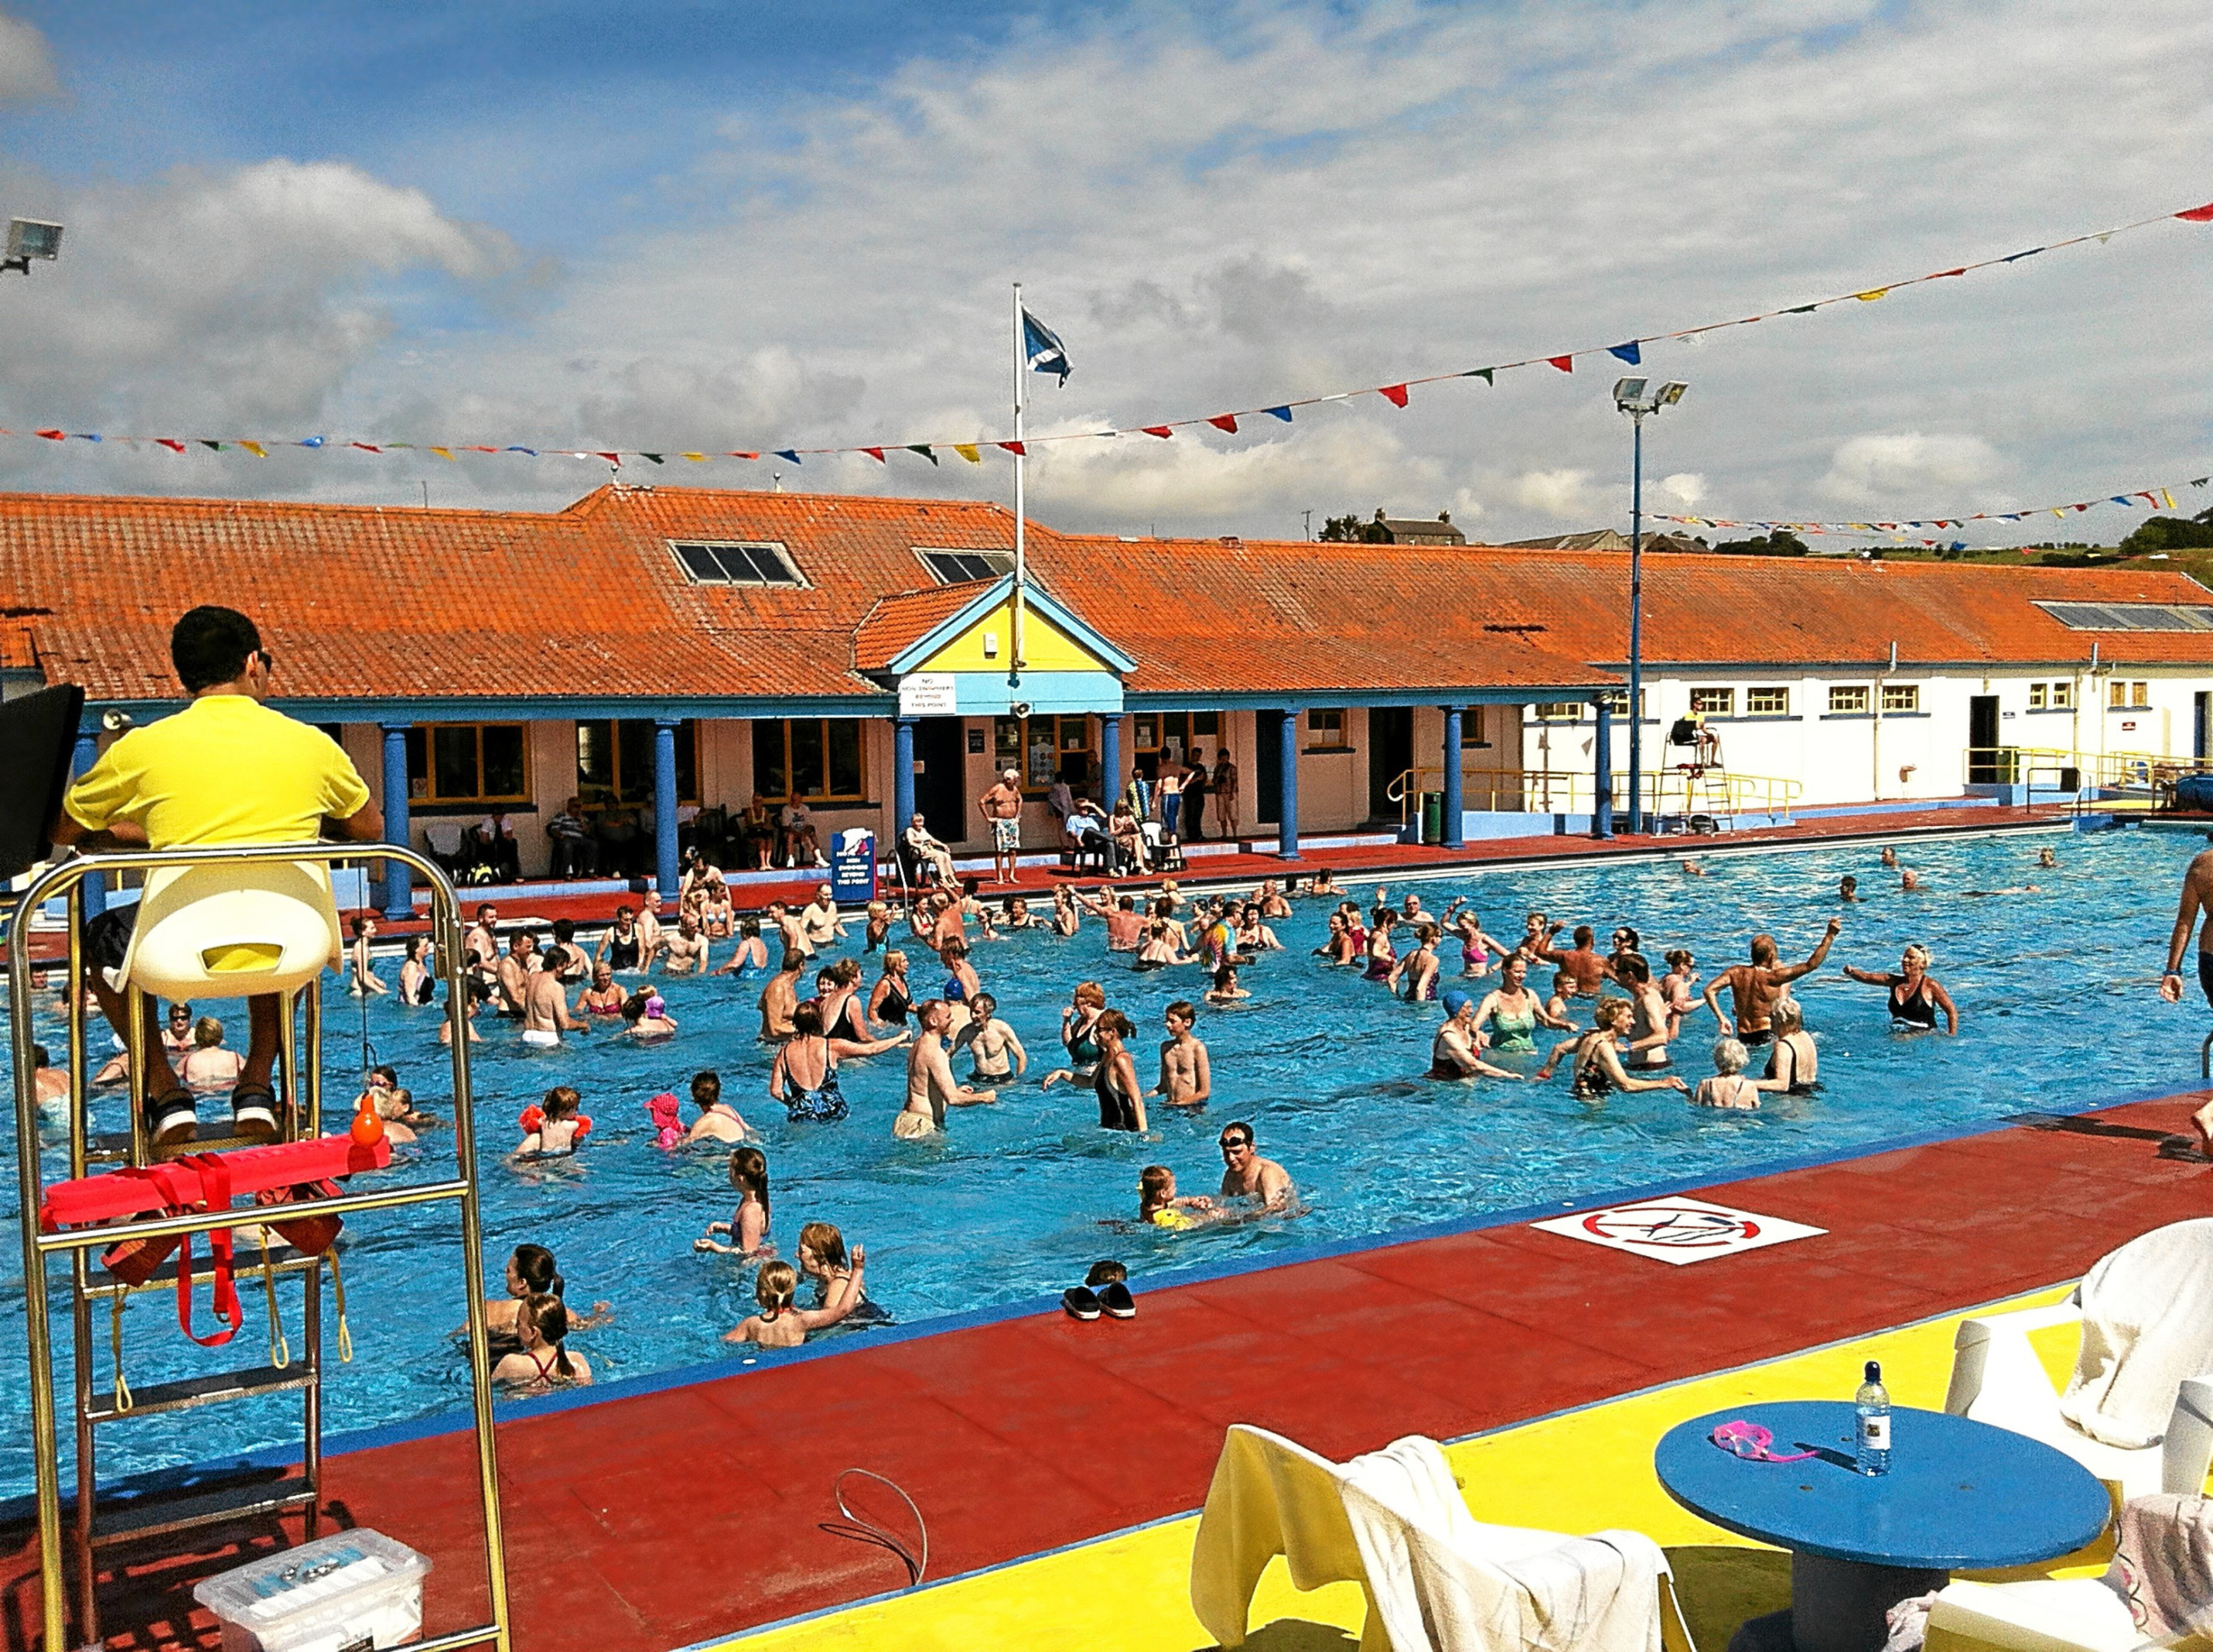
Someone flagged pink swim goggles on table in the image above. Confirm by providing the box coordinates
[1710,1420,1816,1462]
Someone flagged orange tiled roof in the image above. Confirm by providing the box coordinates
[5,485,2209,709]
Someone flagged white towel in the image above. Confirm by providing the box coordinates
[1339,1436,1665,1652]
[1188,1426,1385,1650]
[2061,1218,2213,1449]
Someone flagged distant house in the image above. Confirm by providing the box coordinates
[1504,528,1705,554]
[1371,509,1466,546]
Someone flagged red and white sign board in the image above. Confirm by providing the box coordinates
[1529,1196,1825,1267]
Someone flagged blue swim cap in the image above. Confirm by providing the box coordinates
[1441,990,1472,1016]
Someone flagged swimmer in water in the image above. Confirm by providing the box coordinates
[769,1002,848,1121]
[1150,1000,1212,1107]
[1760,998,1818,1094]
[1880,845,1899,869]
[1134,921,1191,970]
[1040,980,1108,1089]
[1704,917,1842,1047]
[1473,956,1571,1054]
[952,991,1027,1083]
[724,1254,868,1348]
[1844,941,1958,1035]
[1138,1165,1222,1229]
[1839,875,1861,903]
[514,1086,591,1159]
[1681,859,1707,877]
[1900,869,1922,892]
[1691,1038,1763,1110]
[1089,1011,1147,1133]
[1429,991,1522,1080]
[1206,964,1249,1005]
[695,1145,773,1256]
[685,1069,754,1143]
[1535,999,1691,1099]
[2038,846,2058,870]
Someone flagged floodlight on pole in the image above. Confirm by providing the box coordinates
[1612,378,1688,835]
[3,218,63,277]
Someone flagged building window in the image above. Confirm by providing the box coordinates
[2050,680,2075,710]
[1534,703,1583,722]
[667,540,805,587]
[405,724,529,805]
[1595,689,1647,720]
[1881,684,1920,714]
[915,548,1015,584]
[2028,682,2046,710]
[1131,710,1219,768]
[575,719,699,808]
[1307,708,1346,743]
[997,714,1092,789]
[753,719,864,802]
[2107,679,2150,710]
[1746,687,1789,717]
[1828,685,1870,715]
[2037,600,2213,632]
[1689,688,1734,717]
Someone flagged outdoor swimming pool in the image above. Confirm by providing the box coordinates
[1,823,2199,1495]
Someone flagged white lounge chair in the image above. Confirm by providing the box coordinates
[1922,1577,2142,1652]
[1188,1423,1694,1652]
[1944,1224,2213,1502]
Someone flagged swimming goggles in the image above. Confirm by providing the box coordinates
[1710,1420,1815,1462]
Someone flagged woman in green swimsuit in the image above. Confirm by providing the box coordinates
[1471,957,1568,1055]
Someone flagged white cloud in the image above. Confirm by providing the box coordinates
[1815,433,2003,506]
[0,11,57,104]
[1660,473,1706,508]
[1511,468,1597,519]
[1,0,2208,543]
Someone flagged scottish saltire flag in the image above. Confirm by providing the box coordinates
[1022,308,1071,385]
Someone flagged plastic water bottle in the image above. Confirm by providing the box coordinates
[1856,1358,1892,1476]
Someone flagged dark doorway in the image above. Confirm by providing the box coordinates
[911,718,967,842]
[1255,711,1282,825]
[1368,707,1414,823]
[2196,692,2208,762]
[1966,695,2001,783]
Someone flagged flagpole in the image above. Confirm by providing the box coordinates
[1010,282,1028,688]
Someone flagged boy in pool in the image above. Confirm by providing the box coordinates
[1544,970,1577,1027]
[1839,875,1862,902]
[1205,964,1248,1005]
[724,1254,868,1348]
[952,992,1027,1083]
[1150,1000,1212,1107]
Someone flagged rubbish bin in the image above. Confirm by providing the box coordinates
[1420,792,1443,845]
[831,828,877,904]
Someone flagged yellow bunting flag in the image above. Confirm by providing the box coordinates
[682,452,707,462]
[239,440,268,457]
[1854,288,1889,302]
[2163,489,2177,509]
[430,446,457,461]
[953,444,981,463]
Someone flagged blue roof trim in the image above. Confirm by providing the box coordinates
[885,576,1137,675]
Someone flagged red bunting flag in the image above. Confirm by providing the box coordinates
[34,429,63,440]
[1928,268,1967,278]
[2139,490,2159,504]
[350,442,381,452]
[1209,414,1238,432]
[728,451,760,460]
[2178,202,2213,222]
[862,447,885,463]
[594,451,620,463]
[1547,356,1574,373]
[1142,426,1174,439]
[155,439,184,453]
[1377,385,1409,408]
[997,441,1026,456]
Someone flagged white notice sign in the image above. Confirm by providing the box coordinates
[897,673,958,717]
[1529,1197,1825,1267]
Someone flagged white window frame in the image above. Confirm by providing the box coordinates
[1828,685,1871,715]
[667,540,805,588]
[1880,684,1920,714]
[1746,686,1789,717]
[1689,687,1734,717]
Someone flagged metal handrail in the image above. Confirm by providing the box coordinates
[7,841,511,1652]
[1384,765,1804,827]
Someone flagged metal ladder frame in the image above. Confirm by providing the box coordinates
[7,842,510,1652]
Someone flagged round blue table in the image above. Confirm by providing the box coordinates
[1655,1402,2110,1652]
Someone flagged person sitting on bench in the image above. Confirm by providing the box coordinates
[47,605,384,1147]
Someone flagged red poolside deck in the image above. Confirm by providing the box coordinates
[8,1091,2205,1652]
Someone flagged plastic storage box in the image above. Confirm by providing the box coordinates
[192,1529,431,1652]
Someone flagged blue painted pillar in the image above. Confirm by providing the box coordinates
[1277,706,1301,860]
[70,732,106,919]
[1098,713,1122,808]
[380,722,412,920]
[653,718,680,906]
[893,717,916,837]
[1441,707,1465,850]
[1591,697,1615,841]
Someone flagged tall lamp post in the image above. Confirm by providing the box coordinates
[1610,376,1687,836]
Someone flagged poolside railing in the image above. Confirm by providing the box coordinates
[1385,766,1805,831]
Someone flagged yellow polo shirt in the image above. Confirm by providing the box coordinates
[64,695,371,850]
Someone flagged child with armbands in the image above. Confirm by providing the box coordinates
[515,1085,593,1158]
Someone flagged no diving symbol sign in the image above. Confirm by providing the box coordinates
[1531,1197,1824,1266]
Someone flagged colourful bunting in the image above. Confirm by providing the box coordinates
[1648,463,2211,540]
[5,193,2207,476]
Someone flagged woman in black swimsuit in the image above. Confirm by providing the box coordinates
[1535,998,1690,1100]
[597,907,643,972]
[1844,943,1959,1035]
[1761,999,1819,1093]
[1089,1010,1147,1132]
[868,951,914,1026]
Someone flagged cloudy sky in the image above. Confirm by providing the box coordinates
[0,1,2206,543]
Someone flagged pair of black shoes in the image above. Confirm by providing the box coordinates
[1062,1280,1136,1321]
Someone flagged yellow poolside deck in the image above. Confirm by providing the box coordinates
[718,1286,2099,1652]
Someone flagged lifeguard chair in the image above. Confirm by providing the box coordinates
[7,838,513,1651]
[1661,714,1733,832]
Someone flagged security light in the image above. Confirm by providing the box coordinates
[1655,380,1687,408]
[1613,378,1688,417]
[3,217,63,276]
[1612,377,1648,410]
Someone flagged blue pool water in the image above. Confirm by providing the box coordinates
[1,824,2200,1496]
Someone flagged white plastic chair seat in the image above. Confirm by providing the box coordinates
[120,859,342,1001]
[1945,1297,2213,1501]
[421,820,464,860]
[1924,1578,2140,1652]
